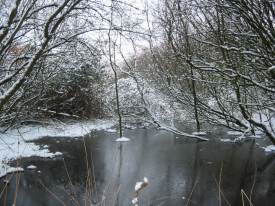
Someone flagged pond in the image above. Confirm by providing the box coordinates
[1,128,275,206]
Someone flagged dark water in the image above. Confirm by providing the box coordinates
[1,128,275,206]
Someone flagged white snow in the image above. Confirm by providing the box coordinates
[132,197,138,204]
[262,145,275,153]
[0,119,115,141]
[27,165,37,170]
[143,177,148,183]
[134,177,149,191]
[106,128,116,133]
[105,77,177,124]
[135,181,143,191]
[116,137,130,142]
[0,119,115,179]
[220,139,233,143]
[192,131,207,135]
[0,165,24,179]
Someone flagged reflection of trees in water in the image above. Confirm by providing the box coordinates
[249,153,275,205]
[232,141,255,206]
[2,132,275,206]
[182,141,275,206]
[184,141,201,206]
[114,143,123,206]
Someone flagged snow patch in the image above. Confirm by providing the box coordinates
[132,197,138,204]
[220,139,233,143]
[135,177,149,191]
[53,151,62,156]
[0,119,115,141]
[0,164,24,179]
[0,119,115,179]
[27,165,37,170]
[132,177,149,206]
[192,131,207,136]
[106,128,116,133]
[262,145,275,153]
[144,177,148,183]
[116,137,130,142]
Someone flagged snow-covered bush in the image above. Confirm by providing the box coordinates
[104,76,177,125]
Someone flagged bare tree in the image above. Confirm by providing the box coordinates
[0,0,112,126]
[129,0,275,143]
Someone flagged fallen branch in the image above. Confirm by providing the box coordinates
[159,125,209,141]
[127,113,209,141]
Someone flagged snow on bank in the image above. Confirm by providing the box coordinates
[116,137,130,142]
[0,119,115,179]
[0,165,24,179]
[192,131,207,136]
[27,165,37,170]
[262,145,275,153]
[1,119,115,141]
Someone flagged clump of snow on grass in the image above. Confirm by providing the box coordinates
[132,177,149,206]
[116,137,130,142]
[135,181,143,192]
[192,131,207,136]
[262,145,275,153]
[132,197,138,205]
[27,165,37,170]
[144,177,149,183]
[0,164,24,179]
[135,177,149,191]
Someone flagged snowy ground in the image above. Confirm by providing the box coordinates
[0,119,115,179]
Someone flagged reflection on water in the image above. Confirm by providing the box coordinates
[1,129,275,206]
